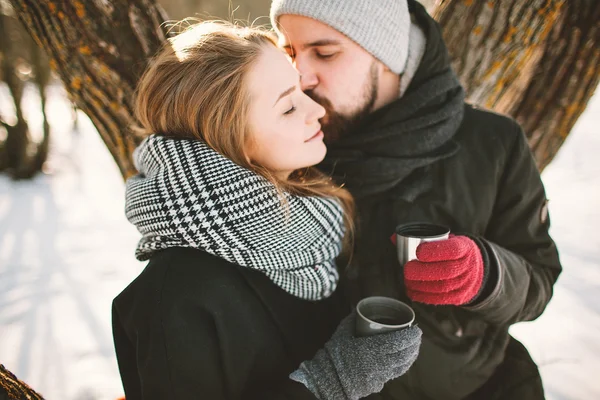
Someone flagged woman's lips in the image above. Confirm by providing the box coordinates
[305,130,324,142]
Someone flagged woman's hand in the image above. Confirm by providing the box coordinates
[289,312,422,399]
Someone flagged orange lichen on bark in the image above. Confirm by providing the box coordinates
[74,1,85,18]
[536,0,564,42]
[71,76,82,90]
[559,103,580,137]
[482,60,503,80]
[503,26,518,43]
[585,50,600,79]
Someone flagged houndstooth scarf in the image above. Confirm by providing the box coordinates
[125,135,346,300]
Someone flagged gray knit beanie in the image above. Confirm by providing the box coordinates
[270,0,411,74]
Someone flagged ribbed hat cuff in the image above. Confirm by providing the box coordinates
[270,0,410,74]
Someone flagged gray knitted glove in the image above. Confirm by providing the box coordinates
[290,312,422,400]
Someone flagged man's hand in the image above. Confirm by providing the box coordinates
[404,235,485,306]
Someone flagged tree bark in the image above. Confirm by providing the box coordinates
[8,0,169,179]
[433,0,600,171]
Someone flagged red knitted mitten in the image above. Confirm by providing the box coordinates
[404,235,485,305]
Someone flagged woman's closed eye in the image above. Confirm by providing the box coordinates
[284,105,296,115]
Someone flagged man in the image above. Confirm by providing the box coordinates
[270,0,562,399]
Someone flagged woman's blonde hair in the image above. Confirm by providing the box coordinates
[134,21,354,255]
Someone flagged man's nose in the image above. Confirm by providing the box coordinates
[300,72,318,91]
[294,58,318,91]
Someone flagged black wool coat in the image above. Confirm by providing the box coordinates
[112,247,350,400]
[345,104,562,400]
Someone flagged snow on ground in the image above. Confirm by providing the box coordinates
[0,83,599,399]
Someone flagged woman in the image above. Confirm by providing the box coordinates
[113,21,421,400]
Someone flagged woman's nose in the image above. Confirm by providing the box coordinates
[306,96,326,123]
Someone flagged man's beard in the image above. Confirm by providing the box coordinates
[305,62,379,144]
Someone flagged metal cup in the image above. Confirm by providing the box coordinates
[395,222,450,266]
[355,296,415,337]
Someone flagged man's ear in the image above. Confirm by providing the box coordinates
[381,61,400,80]
[380,61,400,81]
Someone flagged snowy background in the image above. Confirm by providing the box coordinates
[0,83,599,399]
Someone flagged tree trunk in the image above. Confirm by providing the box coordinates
[26,37,52,178]
[433,0,600,171]
[8,0,169,179]
[0,10,30,175]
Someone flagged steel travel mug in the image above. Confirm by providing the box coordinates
[355,296,415,337]
[395,222,450,266]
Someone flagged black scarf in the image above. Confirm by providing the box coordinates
[318,1,465,199]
